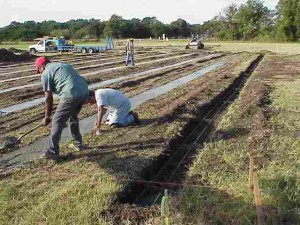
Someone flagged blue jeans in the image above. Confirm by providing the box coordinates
[125,52,134,66]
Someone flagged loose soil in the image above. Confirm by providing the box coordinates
[0,48,35,62]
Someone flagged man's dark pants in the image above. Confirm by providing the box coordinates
[47,95,87,155]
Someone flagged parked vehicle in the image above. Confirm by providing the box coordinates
[29,38,74,54]
[186,38,204,49]
[74,37,114,53]
[73,45,106,54]
[29,37,114,54]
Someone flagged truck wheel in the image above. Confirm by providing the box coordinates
[197,44,204,49]
[30,48,37,54]
[88,48,94,53]
[81,48,87,54]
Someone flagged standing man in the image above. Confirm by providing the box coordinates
[35,57,89,159]
[125,38,135,66]
[88,89,139,135]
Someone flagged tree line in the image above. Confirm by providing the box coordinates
[0,0,299,42]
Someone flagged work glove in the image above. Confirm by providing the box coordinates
[43,116,51,126]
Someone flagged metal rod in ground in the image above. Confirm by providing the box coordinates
[253,170,264,225]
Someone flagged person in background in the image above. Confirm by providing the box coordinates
[35,56,89,160]
[88,88,139,135]
[125,38,135,66]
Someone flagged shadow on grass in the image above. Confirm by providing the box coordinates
[212,127,250,141]
[179,184,257,225]
[260,176,300,225]
[178,175,300,225]
[62,137,166,161]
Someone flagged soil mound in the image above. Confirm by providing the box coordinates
[7,47,26,54]
[0,48,34,62]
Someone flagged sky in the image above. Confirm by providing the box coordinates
[0,0,279,28]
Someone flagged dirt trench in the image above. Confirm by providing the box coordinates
[102,54,264,224]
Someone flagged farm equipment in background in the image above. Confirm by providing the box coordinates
[186,38,204,49]
[29,37,114,54]
[29,37,74,54]
[73,37,114,53]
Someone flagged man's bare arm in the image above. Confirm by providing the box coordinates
[97,105,107,129]
[44,91,53,122]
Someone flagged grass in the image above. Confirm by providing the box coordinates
[0,42,33,51]
[0,160,119,225]
[0,39,188,52]
[0,53,253,224]
[176,54,300,224]
[1,48,299,224]
[1,39,300,54]
[205,41,300,55]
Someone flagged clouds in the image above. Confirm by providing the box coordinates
[0,0,279,27]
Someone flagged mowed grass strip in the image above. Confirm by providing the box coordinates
[177,54,300,224]
[0,161,119,225]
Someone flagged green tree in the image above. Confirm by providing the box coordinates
[50,29,71,39]
[276,0,300,41]
[171,18,190,38]
[104,14,123,38]
[200,18,225,40]
[87,19,104,38]
[141,17,159,38]
[217,4,239,39]
[235,0,270,40]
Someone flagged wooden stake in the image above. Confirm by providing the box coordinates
[249,155,254,190]
[253,170,264,225]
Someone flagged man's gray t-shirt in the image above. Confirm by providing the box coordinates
[41,62,89,99]
[95,89,129,109]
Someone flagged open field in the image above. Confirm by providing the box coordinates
[208,42,300,55]
[0,43,299,224]
[1,39,300,54]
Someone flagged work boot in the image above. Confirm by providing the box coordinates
[110,123,122,128]
[69,143,86,151]
[40,150,60,161]
[129,110,140,124]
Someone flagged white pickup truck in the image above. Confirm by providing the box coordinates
[29,38,74,54]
